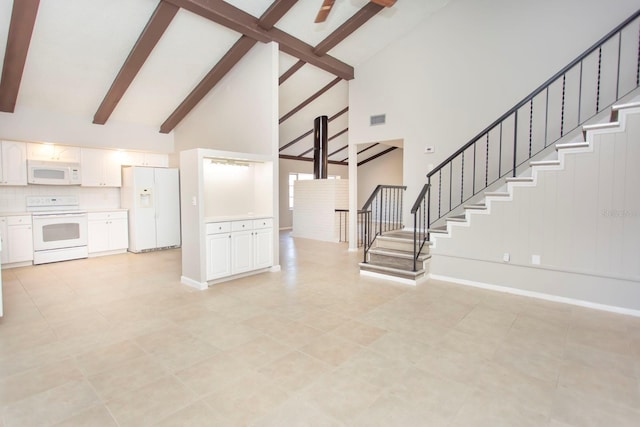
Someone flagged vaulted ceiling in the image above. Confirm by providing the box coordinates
[0,0,449,165]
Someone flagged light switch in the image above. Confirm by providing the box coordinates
[191,196,197,206]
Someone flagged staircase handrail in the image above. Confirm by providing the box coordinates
[361,184,407,264]
[427,8,640,181]
[411,183,430,271]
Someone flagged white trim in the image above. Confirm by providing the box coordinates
[181,275,208,290]
[270,265,281,272]
[429,274,640,318]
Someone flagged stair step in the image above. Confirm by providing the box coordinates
[530,160,560,167]
[359,262,426,279]
[369,247,430,261]
[428,226,447,234]
[464,204,487,210]
[446,215,467,222]
[611,101,640,120]
[583,121,619,133]
[505,177,534,183]
[484,191,510,197]
[556,141,589,151]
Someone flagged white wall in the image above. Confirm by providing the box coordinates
[278,158,349,229]
[0,106,173,152]
[349,0,640,225]
[174,42,279,156]
[431,108,640,311]
[357,147,403,208]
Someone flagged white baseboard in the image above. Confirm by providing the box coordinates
[180,276,207,291]
[429,274,640,317]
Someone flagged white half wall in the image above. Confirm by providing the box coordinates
[278,158,349,229]
[292,179,349,242]
[430,109,640,311]
[349,0,640,225]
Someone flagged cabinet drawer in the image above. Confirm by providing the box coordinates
[231,220,253,232]
[206,222,231,234]
[7,215,31,226]
[252,218,273,229]
[89,211,128,221]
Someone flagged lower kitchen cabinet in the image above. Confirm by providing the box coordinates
[0,215,34,265]
[88,211,128,256]
[206,218,273,282]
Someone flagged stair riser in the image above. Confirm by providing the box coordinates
[360,264,427,281]
[375,239,418,252]
[369,253,429,271]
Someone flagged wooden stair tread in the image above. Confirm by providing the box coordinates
[369,247,431,260]
[556,142,589,150]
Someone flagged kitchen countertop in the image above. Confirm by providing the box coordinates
[205,214,272,223]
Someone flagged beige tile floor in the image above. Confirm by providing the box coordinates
[1,231,640,426]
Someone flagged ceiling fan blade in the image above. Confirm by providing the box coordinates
[370,0,397,7]
[315,0,335,23]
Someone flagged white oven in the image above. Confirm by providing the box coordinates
[27,196,88,264]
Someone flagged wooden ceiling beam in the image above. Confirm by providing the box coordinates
[165,0,354,80]
[258,0,299,30]
[313,2,384,56]
[160,0,299,133]
[279,154,346,166]
[0,0,40,113]
[341,141,378,162]
[279,106,348,152]
[298,128,348,157]
[279,77,342,124]
[280,1,384,84]
[160,35,256,133]
[358,146,397,166]
[93,1,179,125]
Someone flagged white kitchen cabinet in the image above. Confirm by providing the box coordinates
[206,218,273,282]
[121,151,168,167]
[0,141,28,186]
[0,215,33,265]
[88,211,128,256]
[206,225,232,280]
[27,143,80,162]
[81,148,123,187]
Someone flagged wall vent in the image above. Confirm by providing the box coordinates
[370,114,386,126]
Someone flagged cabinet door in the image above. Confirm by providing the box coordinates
[80,148,106,187]
[7,225,33,263]
[143,153,168,167]
[109,218,129,250]
[231,230,253,274]
[1,141,27,185]
[207,233,231,280]
[0,218,8,264]
[254,228,273,270]
[88,220,110,253]
[102,150,123,187]
[27,143,80,162]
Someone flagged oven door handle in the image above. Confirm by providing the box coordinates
[33,213,87,220]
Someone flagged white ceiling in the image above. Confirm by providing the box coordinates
[0,0,451,162]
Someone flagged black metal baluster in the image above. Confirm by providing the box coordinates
[472,141,477,195]
[560,74,566,137]
[498,122,503,177]
[578,60,583,124]
[637,21,640,86]
[512,111,518,177]
[485,133,490,187]
[615,31,622,100]
[596,46,602,113]
[438,170,442,219]
[528,98,533,158]
[460,151,464,204]
[544,87,549,147]
[449,162,453,212]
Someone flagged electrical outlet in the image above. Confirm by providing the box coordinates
[532,254,541,265]
[503,253,510,262]
[191,196,197,206]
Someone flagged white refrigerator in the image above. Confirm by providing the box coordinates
[121,166,181,252]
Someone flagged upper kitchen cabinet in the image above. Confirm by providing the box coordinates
[0,141,28,186]
[27,143,80,162]
[80,148,123,187]
[121,151,168,167]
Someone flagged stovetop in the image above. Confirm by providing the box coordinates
[26,195,83,213]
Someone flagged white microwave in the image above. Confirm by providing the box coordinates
[27,160,82,185]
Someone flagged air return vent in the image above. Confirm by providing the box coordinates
[370,114,386,126]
